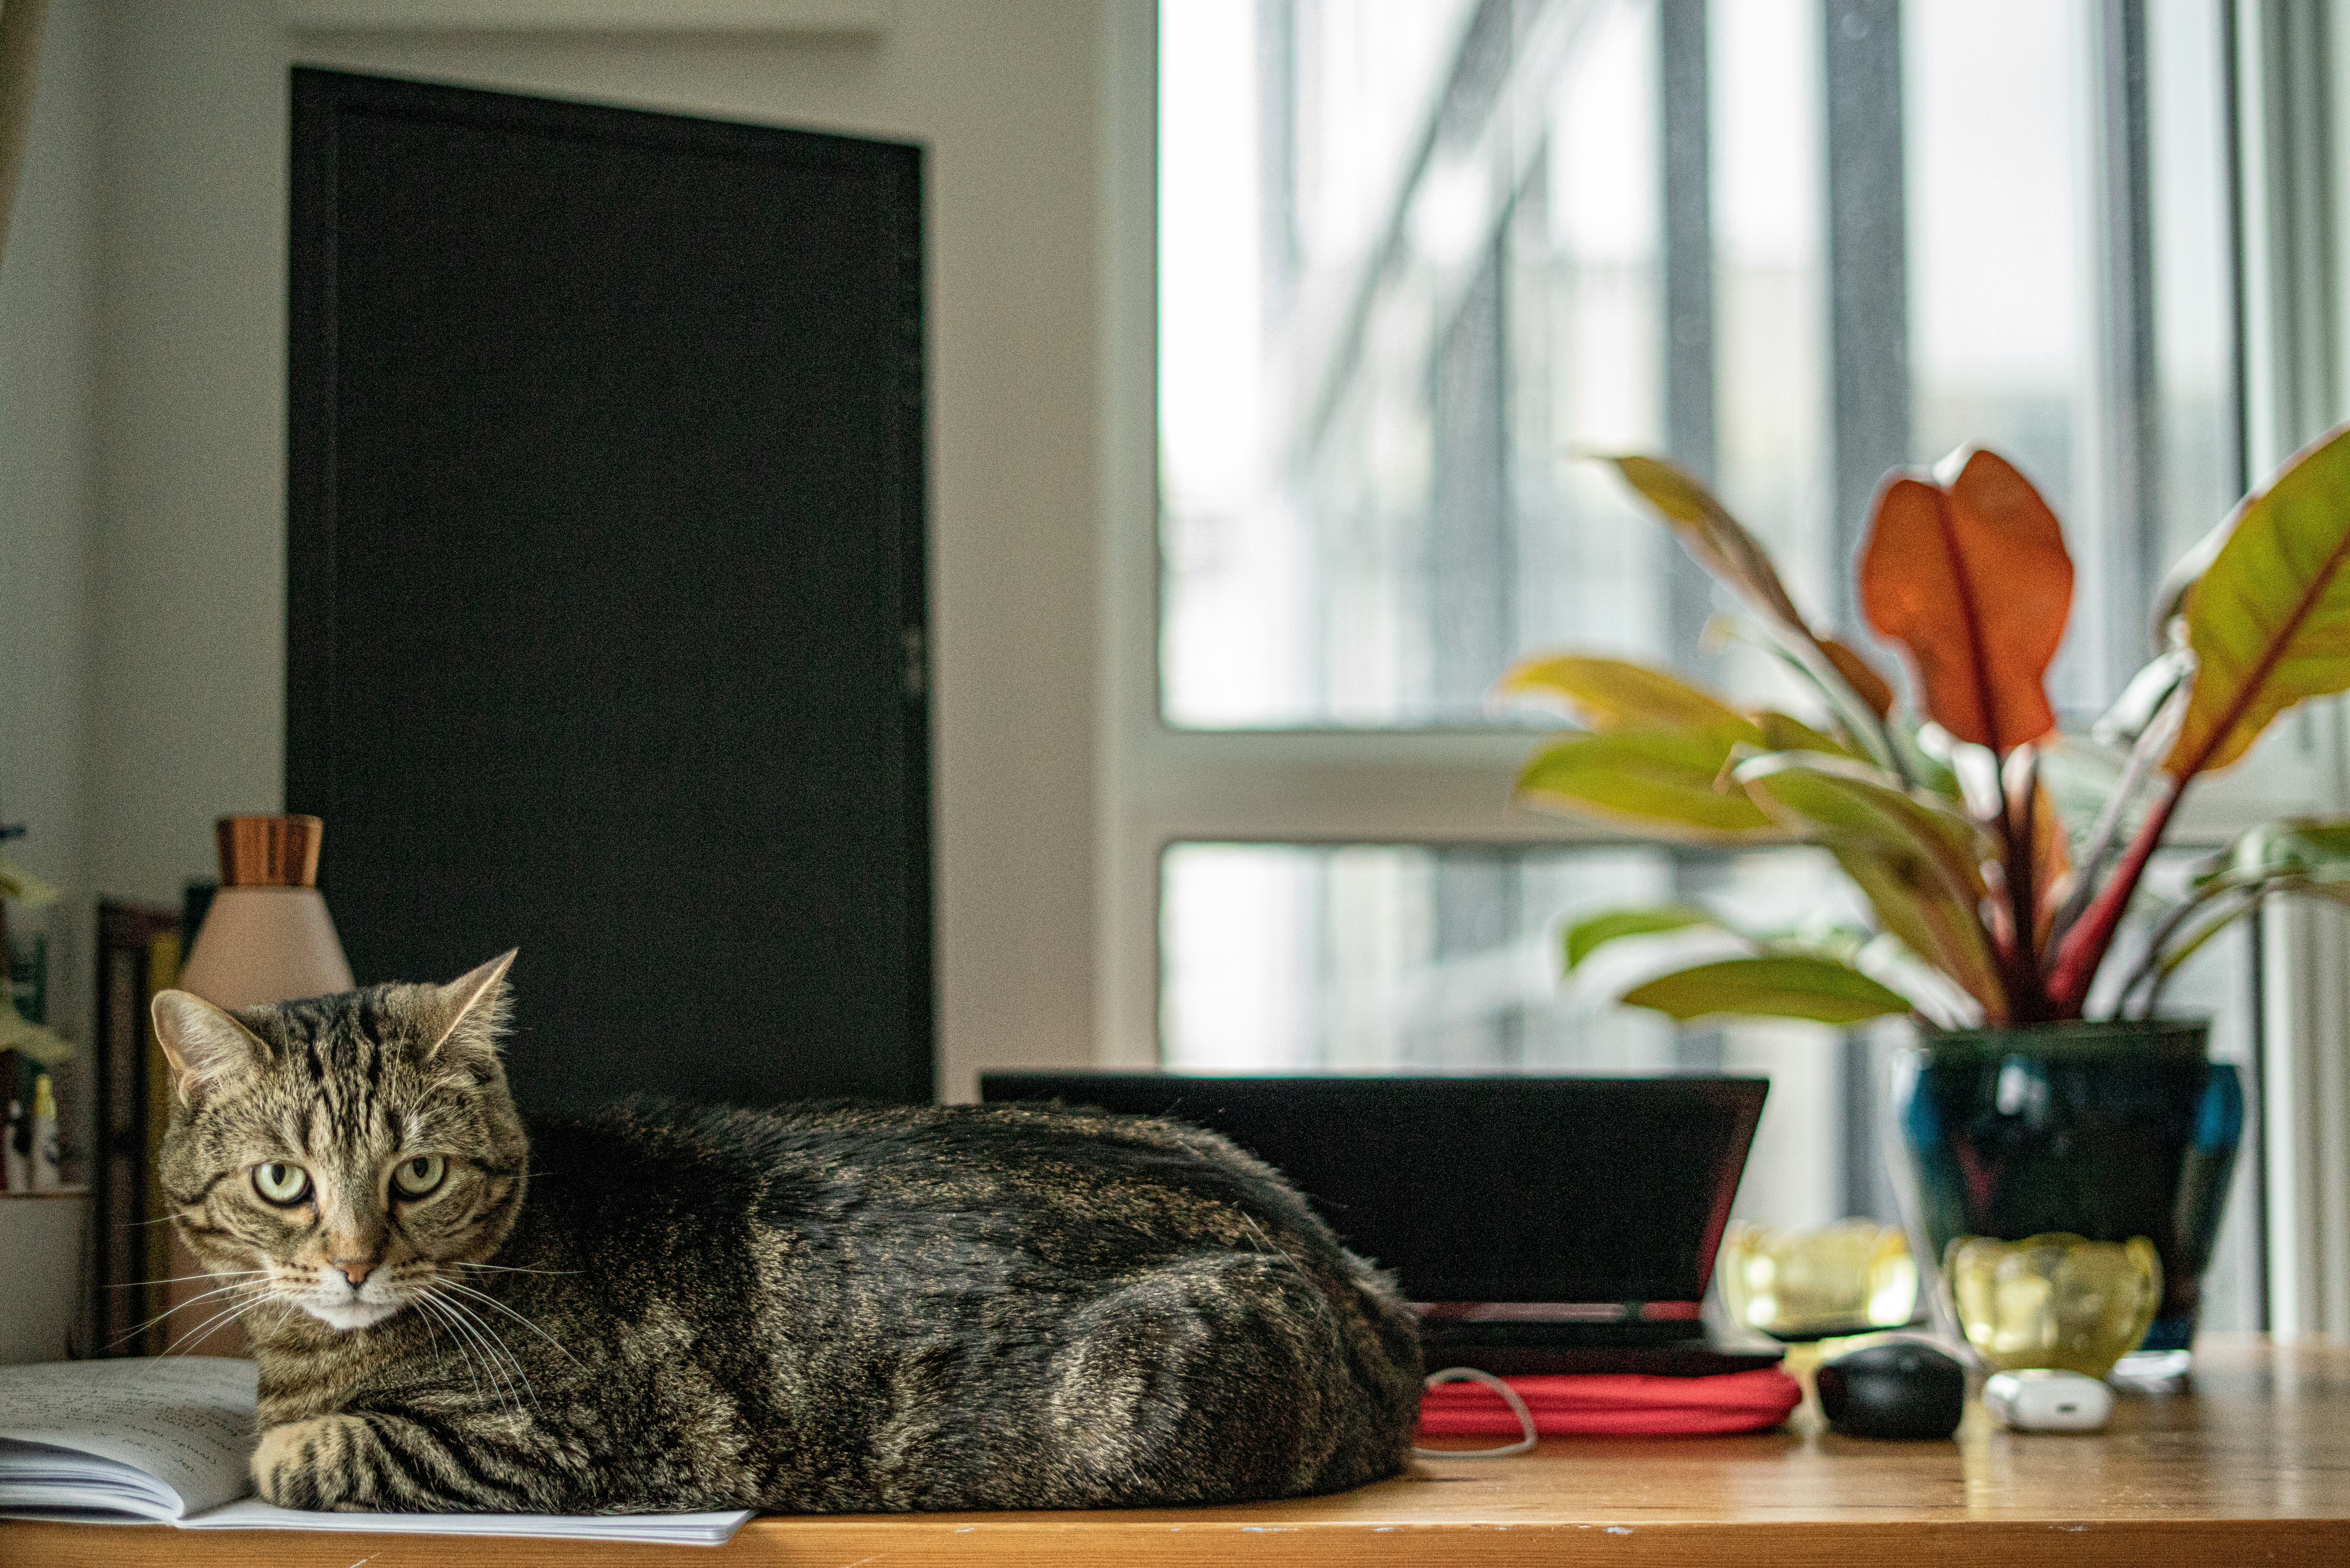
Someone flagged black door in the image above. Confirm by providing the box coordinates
[286,68,929,1110]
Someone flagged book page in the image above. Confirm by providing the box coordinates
[185,1499,757,1544]
[0,1357,256,1519]
[0,1358,752,1542]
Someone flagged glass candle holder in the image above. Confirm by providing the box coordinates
[1944,1233,2163,1379]
[1718,1219,1919,1342]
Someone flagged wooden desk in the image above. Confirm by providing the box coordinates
[8,1336,2346,1567]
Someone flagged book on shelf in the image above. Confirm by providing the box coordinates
[0,1357,754,1544]
[3,898,62,1195]
[1,1047,25,1192]
[91,902,179,1355]
[5,925,44,1035]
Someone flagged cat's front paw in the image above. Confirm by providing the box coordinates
[253,1414,378,1512]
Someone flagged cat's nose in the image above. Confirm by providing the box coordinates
[332,1260,373,1288]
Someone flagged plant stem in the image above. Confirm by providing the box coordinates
[2048,679,2190,952]
[2048,774,2187,1015]
[2140,887,2263,1019]
[2120,877,2238,1012]
[1995,748,2044,1020]
[1870,703,1914,791]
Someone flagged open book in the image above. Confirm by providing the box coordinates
[0,1357,752,1545]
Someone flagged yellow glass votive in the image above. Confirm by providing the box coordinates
[1944,1233,2162,1378]
[1718,1219,1919,1340]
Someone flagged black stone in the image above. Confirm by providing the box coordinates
[1816,1342,1966,1441]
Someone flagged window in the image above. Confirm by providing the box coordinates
[1161,0,2239,726]
[1128,0,2341,1327]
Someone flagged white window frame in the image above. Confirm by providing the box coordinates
[1097,0,2350,1330]
[1098,1,1672,1073]
[2238,0,2350,1338]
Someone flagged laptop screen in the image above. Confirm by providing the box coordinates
[979,1074,1767,1308]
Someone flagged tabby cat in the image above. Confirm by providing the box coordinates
[150,953,1423,1514]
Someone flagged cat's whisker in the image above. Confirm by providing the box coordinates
[415,1290,507,1408]
[158,1286,290,1358]
[419,1290,502,1387]
[421,1288,533,1415]
[107,1268,268,1290]
[437,1293,539,1409]
[411,1292,493,1403]
[411,1294,460,1385]
[432,1297,505,1410]
[112,1278,273,1349]
[1241,1213,1307,1277]
[452,1261,580,1277]
[432,1278,586,1370]
[437,1293,542,1419]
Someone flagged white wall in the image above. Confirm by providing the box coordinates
[0,0,98,1051]
[18,0,1113,1100]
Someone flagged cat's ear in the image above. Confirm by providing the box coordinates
[429,949,517,1060]
[151,990,268,1104]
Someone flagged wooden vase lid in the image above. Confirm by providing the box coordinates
[215,815,324,889]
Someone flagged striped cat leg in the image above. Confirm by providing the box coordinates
[251,1410,539,1512]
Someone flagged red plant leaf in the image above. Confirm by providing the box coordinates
[1859,450,2074,755]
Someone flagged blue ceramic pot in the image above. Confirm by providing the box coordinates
[1897,1020,2242,1355]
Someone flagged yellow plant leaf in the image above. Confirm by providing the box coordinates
[1620,956,1912,1025]
[1516,729,1787,842]
[1496,655,1758,736]
[2169,423,2350,776]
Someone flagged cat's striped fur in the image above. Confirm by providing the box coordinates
[150,956,1423,1513]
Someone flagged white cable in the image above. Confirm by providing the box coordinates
[1412,1366,1538,1459]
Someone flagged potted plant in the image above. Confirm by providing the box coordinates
[1501,426,2350,1363]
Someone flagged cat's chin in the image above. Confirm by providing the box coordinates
[303,1300,402,1332]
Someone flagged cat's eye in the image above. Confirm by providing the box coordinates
[252,1162,312,1206]
[392,1153,447,1199]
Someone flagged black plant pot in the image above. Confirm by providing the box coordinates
[1895,1019,2243,1358]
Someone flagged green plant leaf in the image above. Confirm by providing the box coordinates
[1822,849,2008,1023]
[1733,753,2008,1020]
[1618,955,1912,1025]
[1515,729,1787,841]
[2049,419,2350,1010]
[2198,818,2350,901]
[1756,711,1853,757]
[1599,456,1896,718]
[1497,655,1759,736]
[2096,650,2193,748]
[1562,905,1723,971]
[1896,728,1966,804]
[1734,753,1988,883]
[2168,423,2350,777]
[1702,616,1887,767]
[0,999,74,1066]
[0,854,60,908]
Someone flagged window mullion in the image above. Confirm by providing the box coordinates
[1821,0,1909,638]
[2093,0,2161,693]
[1659,0,1717,662]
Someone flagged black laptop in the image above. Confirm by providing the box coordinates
[978,1073,1778,1375]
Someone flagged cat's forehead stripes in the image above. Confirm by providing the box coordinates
[185,979,514,1174]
